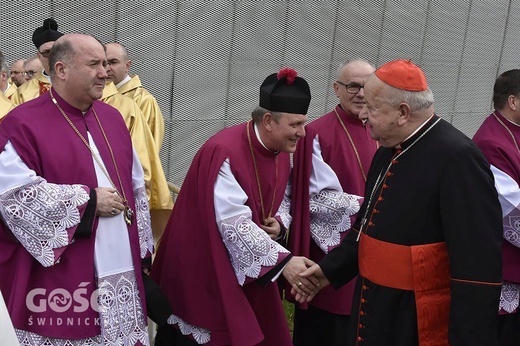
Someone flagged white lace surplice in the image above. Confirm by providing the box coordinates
[490,165,520,313]
[309,135,363,253]
[167,157,291,344]
[0,135,151,345]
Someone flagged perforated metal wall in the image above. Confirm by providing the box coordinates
[2,1,519,187]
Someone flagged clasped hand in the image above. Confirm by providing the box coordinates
[282,257,331,303]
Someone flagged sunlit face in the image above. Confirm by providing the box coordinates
[334,62,375,118]
[105,43,130,84]
[64,36,108,107]
[360,77,402,147]
[267,112,307,153]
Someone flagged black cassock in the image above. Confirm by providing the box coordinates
[320,115,503,346]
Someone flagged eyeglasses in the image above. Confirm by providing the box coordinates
[336,81,364,94]
[23,70,38,77]
[39,50,51,58]
[10,70,23,75]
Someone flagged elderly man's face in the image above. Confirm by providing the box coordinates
[360,77,402,147]
[334,62,375,119]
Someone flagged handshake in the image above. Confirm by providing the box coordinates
[281,256,331,303]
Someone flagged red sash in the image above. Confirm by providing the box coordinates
[358,232,451,345]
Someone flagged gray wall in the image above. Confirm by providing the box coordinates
[2,1,518,186]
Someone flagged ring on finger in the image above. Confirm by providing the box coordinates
[111,207,117,215]
[297,281,303,287]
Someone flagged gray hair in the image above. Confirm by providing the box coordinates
[336,59,375,79]
[251,106,283,123]
[384,85,434,112]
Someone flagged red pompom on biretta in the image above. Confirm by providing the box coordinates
[259,67,311,114]
[277,67,298,85]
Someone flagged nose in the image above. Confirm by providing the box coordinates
[297,124,306,138]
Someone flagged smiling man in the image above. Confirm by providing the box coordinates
[297,59,503,345]
[288,59,378,346]
[152,68,318,345]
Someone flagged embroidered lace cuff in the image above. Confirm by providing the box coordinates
[499,282,520,313]
[503,205,520,248]
[167,314,211,345]
[134,185,154,258]
[0,177,89,267]
[309,189,362,253]
[218,213,290,285]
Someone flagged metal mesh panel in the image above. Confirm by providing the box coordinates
[0,0,515,187]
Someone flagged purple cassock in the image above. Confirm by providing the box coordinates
[152,121,294,345]
[473,110,520,313]
[289,105,377,315]
[0,89,152,343]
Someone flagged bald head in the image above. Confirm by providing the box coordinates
[334,59,375,118]
[10,59,26,86]
[105,42,131,85]
[50,33,108,110]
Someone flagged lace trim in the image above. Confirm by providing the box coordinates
[134,186,153,258]
[218,213,290,285]
[167,314,211,345]
[503,205,520,248]
[499,282,520,313]
[97,270,149,345]
[16,330,102,346]
[0,177,90,267]
[309,190,362,253]
[276,195,292,229]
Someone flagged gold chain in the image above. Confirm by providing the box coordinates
[246,121,278,225]
[49,89,133,224]
[333,106,368,182]
[493,112,520,154]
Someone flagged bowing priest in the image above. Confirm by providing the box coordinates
[473,69,520,345]
[12,18,63,105]
[296,59,503,345]
[151,68,319,345]
[0,33,153,345]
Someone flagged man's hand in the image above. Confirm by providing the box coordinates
[95,187,124,217]
[290,263,331,303]
[282,256,321,298]
[260,217,281,239]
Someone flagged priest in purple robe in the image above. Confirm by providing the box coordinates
[151,68,318,345]
[473,69,520,346]
[0,33,153,345]
[289,59,378,345]
[295,59,503,345]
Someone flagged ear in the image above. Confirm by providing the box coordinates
[397,102,412,126]
[508,95,517,111]
[0,70,7,80]
[333,82,341,98]
[125,59,132,73]
[262,112,274,132]
[54,61,67,80]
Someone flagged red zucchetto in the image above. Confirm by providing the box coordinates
[375,59,428,91]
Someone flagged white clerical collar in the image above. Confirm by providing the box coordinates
[253,122,279,153]
[115,75,132,89]
[396,113,435,149]
[3,82,11,94]
[42,70,51,83]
